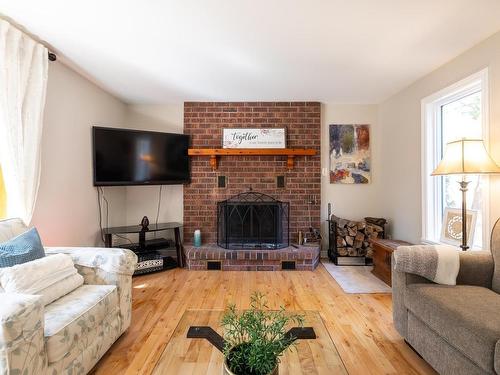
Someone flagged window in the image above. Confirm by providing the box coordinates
[422,69,489,249]
[0,165,6,219]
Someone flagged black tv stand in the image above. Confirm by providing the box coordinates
[120,238,173,253]
[103,222,184,274]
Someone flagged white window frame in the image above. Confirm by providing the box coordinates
[421,68,490,249]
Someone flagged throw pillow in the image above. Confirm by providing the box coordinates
[0,227,45,268]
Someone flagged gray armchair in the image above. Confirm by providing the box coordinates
[392,219,500,375]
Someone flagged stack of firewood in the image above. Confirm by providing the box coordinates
[332,216,385,258]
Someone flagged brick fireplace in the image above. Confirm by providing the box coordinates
[183,102,321,270]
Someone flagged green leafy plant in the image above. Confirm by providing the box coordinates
[221,292,304,375]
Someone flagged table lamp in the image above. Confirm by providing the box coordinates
[432,138,500,250]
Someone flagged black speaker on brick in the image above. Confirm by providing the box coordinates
[277,175,285,188]
[218,176,226,188]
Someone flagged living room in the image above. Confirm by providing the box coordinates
[1,1,500,375]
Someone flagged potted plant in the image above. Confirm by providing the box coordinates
[221,292,304,375]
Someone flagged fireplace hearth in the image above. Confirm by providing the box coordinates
[217,192,289,250]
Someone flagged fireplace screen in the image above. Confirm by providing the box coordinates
[217,192,289,250]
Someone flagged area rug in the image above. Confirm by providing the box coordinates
[322,260,392,294]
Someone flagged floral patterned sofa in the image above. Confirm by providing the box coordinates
[0,218,137,375]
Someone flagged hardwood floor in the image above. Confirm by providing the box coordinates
[93,263,437,375]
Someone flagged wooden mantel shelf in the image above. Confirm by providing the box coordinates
[188,148,316,170]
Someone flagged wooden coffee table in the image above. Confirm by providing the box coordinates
[370,238,412,286]
[152,309,348,374]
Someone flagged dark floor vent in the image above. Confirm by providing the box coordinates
[207,261,222,270]
[281,261,296,270]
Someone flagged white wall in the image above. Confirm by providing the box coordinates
[31,67,185,246]
[378,30,500,244]
[320,104,382,249]
[34,28,500,248]
[31,62,128,246]
[26,62,395,250]
[124,104,184,227]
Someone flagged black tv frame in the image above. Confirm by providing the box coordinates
[92,126,191,186]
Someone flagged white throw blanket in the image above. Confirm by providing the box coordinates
[393,245,460,285]
[0,253,84,305]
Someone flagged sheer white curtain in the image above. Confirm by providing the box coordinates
[0,20,48,225]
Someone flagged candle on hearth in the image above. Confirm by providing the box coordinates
[194,229,201,247]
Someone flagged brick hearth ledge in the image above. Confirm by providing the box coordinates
[185,244,320,271]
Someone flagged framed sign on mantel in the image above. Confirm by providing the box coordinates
[222,128,286,149]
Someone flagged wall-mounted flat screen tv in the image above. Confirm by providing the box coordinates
[93,126,190,186]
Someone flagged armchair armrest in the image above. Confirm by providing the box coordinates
[0,293,46,375]
[392,253,432,338]
[456,250,493,288]
[45,247,138,333]
[44,247,137,276]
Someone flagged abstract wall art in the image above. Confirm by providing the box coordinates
[329,124,371,184]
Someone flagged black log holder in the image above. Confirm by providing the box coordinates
[187,326,316,353]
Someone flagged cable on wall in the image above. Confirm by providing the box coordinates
[97,187,134,246]
[155,185,163,228]
[114,233,134,245]
[96,187,105,243]
[99,187,109,229]
[152,185,163,238]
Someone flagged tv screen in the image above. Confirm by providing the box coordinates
[92,127,190,186]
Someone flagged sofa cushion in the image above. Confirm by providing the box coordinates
[406,284,500,373]
[44,284,119,364]
[0,228,45,268]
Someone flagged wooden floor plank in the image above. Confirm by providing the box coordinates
[92,264,437,375]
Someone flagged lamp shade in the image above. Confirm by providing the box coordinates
[432,138,500,176]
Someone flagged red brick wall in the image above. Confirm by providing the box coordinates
[183,102,321,245]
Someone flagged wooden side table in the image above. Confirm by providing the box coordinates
[370,238,412,286]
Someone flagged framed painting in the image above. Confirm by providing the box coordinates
[329,124,371,184]
[440,207,477,247]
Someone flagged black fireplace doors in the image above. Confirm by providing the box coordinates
[217,192,289,250]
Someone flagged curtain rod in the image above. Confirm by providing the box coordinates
[0,15,57,61]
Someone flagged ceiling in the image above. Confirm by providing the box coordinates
[2,0,500,104]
